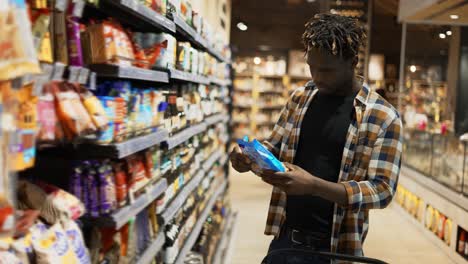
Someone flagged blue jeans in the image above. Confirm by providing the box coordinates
[262,232,331,264]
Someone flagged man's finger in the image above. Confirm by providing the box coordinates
[262,175,291,185]
[283,162,297,171]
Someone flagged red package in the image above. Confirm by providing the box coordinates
[143,151,153,179]
[37,84,59,142]
[51,81,97,139]
[112,162,128,207]
[125,156,149,193]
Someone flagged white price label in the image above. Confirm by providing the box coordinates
[122,0,138,11]
[55,0,69,12]
[78,68,90,84]
[88,72,97,90]
[68,66,81,83]
[72,0,86,18]
[52,63,66,81]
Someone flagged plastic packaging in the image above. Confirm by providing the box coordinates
[63,220,91,264]
[237,136,286,172]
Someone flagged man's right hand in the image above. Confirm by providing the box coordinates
[229,146,252,173]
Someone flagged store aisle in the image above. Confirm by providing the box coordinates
[229,168,453,264]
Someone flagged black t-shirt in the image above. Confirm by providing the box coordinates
[285,90,356,235]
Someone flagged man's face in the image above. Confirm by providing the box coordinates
[306,47,356,94]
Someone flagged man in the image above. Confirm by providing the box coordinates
[230,14,403,263]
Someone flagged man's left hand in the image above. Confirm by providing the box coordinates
[261,162,317,195]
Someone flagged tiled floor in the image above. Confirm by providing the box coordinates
[229,169,453,264]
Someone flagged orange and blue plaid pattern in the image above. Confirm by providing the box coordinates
[263,82,403,258]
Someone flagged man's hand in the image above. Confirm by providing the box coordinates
[261,162,317,195]
[229,146,252,173]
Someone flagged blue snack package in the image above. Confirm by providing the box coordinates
[237,136,286,172]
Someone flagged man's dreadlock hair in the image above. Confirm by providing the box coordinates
[302,13,366,61]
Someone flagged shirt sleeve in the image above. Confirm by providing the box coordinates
[341,116,403,213]
[262,90,297,157]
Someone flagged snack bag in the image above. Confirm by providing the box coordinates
[63,220,91,264]
[32,222,78,264]
[37,83,59,142]
[0,0,40,81]
[35,182,86,221]
[51,82,96,139]
[237,136,286,172]
[11,231,34,264]
[73,84,109,131]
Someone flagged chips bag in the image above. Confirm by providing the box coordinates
[237,136,286,172]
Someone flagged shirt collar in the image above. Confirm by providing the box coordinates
[304,80,370,107]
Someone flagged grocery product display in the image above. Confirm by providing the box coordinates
[0,0,237,263]
[233,56,290,142]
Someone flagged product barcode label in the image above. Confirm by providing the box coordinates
[78,68,90,84]
[55,0,69,12]
[52,63,66,81]
[72,0,86,18]
[88,72,97,90]
[68,66,81,83]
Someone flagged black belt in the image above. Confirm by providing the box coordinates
[282,227,330,249]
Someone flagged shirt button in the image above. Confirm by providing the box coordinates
[344,164,350,172]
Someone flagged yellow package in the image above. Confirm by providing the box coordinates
[33,223,79,264]
[0,2,40,81]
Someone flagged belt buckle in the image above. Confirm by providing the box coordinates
[291,229,303,245]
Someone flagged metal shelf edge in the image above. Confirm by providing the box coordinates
[136,231,166,264]
[90,64,170,83]
[159,169,205,224]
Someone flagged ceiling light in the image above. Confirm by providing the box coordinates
[237,22,248,31]
[410,65,417,73]
[446,30,452,36]
[254,57,262,65]
[450,14,459,20]
[258,45,271,51]
[439,33,446,39]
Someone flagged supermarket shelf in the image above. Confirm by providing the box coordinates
[202,150,223,171]
[259,75,284,79]
[211,77,232,86]
[112,0,175,32]
[136,231,166,264]
[289,75,310,81]
[168,68,210,85]
[257,121,276,126]
[235,73,254,78]
[259,90,284,95]
[165,123,208,150]
[174,180,228,264]
[233,105,252,109]
[88,178,168,229]
[258,105,284,110]
[173,15,229,63]
[73,129,169,159]
[159,169,205,225]
[204,113,229,127]
[89,64,170,83]
[212,211,239,264]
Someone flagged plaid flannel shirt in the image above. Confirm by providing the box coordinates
[263,82,403,257]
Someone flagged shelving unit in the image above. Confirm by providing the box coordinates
[159,169,205,225]
[174,180,228,264]
[88,178,168,229]
[212,211,239,264]
[2,1,236,264]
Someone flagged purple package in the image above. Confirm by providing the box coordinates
[97,162,117,215]
[88,162,100,217]
[66,17,84,66]
[69,164,83,202]
[82,163,90,216]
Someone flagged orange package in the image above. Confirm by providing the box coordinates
[51,81,96,140]
[72,83,109,131]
